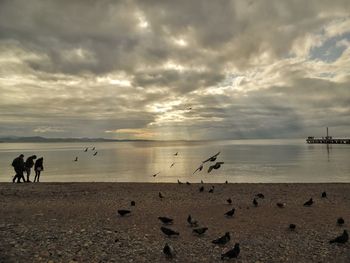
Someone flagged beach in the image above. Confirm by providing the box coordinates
[0,183,349,263]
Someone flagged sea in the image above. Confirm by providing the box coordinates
[0,139,349,183]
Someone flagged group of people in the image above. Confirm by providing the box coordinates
[11,154,44,183]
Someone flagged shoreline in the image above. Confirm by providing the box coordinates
[1,183,349,262]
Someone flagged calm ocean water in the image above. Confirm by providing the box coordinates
[0,139,349,183]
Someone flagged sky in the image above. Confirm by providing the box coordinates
[0,0,349,140]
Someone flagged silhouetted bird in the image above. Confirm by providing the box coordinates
[337,217,345,226]
[92,147,95,151]
[74,157,78,162]
[187,215,198,227]
[161,227,179,237]
[225,208,235,217]
[253,198,258,207]
[329,230,348,244]
[158,217,173,225]
[152,172,160,177]
[93,151,98,156]
[203,152,221,163]
[201,180,204,184]
[277,202,286,208]
[303,198,313,207]
[131,201,136,206]
[193,227,208,235]
[174,152,178,156]
[193,164,203,174]
[321,191,327,198]
[256,193,265,199]
[199,186,204,192]
[226,198,232,204]
[208,162,224,173]
[221,243,240,260]
[212,232,230,245]
[159,192,164,199]
[186,182,191,185]
[209,186,214,193]
[84,147,88,152]
[225,180,228,184]
[117,209,131,217]
[177,179,183,184]
[289,224,296,231]
[170,163,175,168]
[163,243,174,258]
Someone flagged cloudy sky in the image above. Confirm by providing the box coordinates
[0,0,349,140]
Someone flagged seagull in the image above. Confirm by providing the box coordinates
[84,147,88,152]
[289,224,296,231]
[161,227,179,237]
[187,215,198,227]
[226,198,232,204]
[329,230,348,244]
[224,208,235,217]
[170,163,175,168]
[337,217,345,226]
[202,152,221,163]
[152,172,160,177]
[158,217,173,225]
[93,151,98,156]
[277,202,286,208]
[174,152,178,156]
[193,164,203,174]
[212,232,230,245]
[255,193,265,199]
[208,162,224,173]
[117,209,131,217]
[74,157,78,162]
[303,198,313,207]
[221,243,240,260]
[130,201,136,206]
[253,198,258,207]
[193,227,208,236]
[159,192,164,199]
[163,243,174,258]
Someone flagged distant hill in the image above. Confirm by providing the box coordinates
[0,136,150,143]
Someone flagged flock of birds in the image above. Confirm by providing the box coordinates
[73,147,98,162]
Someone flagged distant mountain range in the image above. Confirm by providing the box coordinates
[0,136,151,143]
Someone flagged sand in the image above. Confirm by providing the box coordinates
[0,182,349,263]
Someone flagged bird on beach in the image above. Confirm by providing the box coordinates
[225,180,228,184]
[193,227,208,236]
[199,186,204,192]
[186,182,191,185]
[337,217,345,226]
[161,227,179,237]
[130,201,136,206]
[221,243,240,260]
[152,172,160,177]
[193,164,203,174]
[159,192,164,199]
[74,157,78,162]
[187,215,198,227]
[117,209,131,217]
[226,198,232,204]
[170,163,175,168]
[158,217,173,225]
[255,193,265,199]
[303,198,314,207]
[177,179,183,184]
[84,147,88,152]
[224,208,235,217]
[329,230,348,244]
[209,186,214,193]
[208,162,224,173]
[174,152,178,156]
[212,232,230,245]
[203,151,221,163]
[163,243,174,258]
[289,224,296,231]
[93,151,98,156]
[253,198,258,207]
[321,191,327,198]
[277,202,286,208]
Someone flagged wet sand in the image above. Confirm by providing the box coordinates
[0,183,349,263]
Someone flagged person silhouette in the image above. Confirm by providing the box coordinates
[12,154,26,183]
[25,155,37,182]
[34,157,44,182]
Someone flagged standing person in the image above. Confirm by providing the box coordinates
[25,155,37,182]
[11,154,26,183]
[34,157,44,182]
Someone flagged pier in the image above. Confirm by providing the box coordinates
[306,127,350,144]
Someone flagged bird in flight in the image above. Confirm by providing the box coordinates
[152,172,160,177]
[202,151,221,163]
[93,151,98,156]
[208,162,224,173]
[84,147,88,152]
[174,152,178,156]
[74,157,78,162]
[170,163,175,168]
[303,198,313,207]
[193,164,203,174]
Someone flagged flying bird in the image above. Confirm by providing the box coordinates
[170,163,175,168]
[92,147,95,151]
[212,232,230,245]
[208,162,224,173]
[202,151,221,163]
[174,152,178,156]
[84,147,88,152]
[303,198,313,207]
[329,230,348,244]
[221,243,240,260]
[193,164,203,174]
[225,208,235,217]
[158,217,173,225]
[117,209,131,217]
[152,172,160,177]
[193,227,208,236]
[74,157,78,162]
[163,243,174,258]
[93,151,98,156]
[161,227,179,237]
